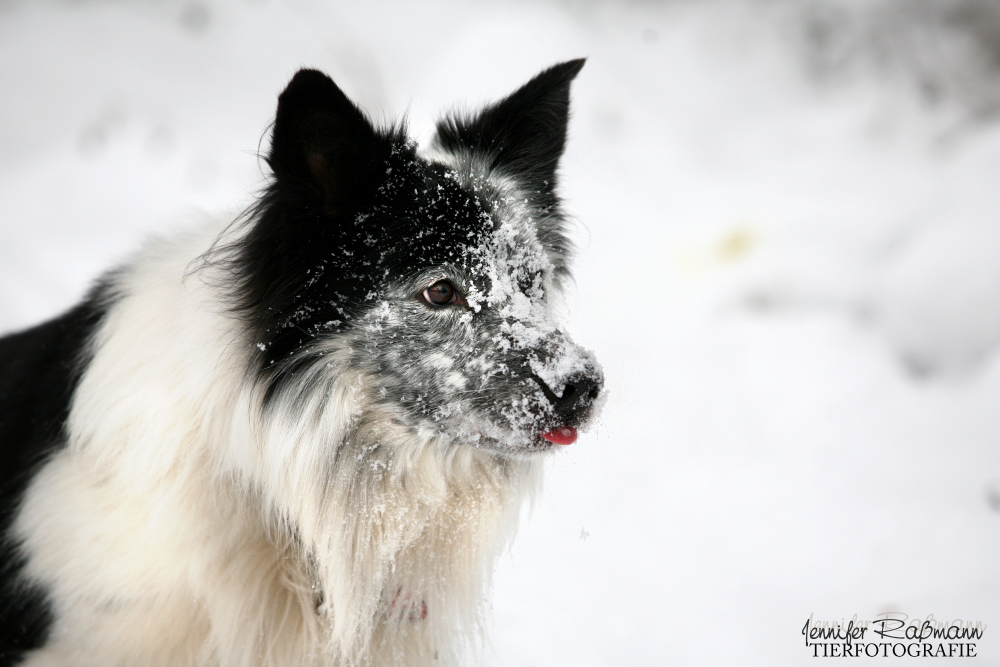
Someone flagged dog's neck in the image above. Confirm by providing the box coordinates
[248,371,542,665]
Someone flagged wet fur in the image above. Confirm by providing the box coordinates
[0,61,601,666]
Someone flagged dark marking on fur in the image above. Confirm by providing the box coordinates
[434,59,584,245]
[214,73,498,382]
[0,286,111,663]
[204,64,601,453]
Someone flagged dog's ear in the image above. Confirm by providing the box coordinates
[434,59,585,188]
[267,69,382,217]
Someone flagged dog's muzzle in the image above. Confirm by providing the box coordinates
[533,365,604,427]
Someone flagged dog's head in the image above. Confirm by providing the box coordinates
[229,62,603,457]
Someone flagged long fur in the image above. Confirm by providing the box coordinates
[0,61,602,667]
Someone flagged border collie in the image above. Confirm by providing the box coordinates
[0,60,603,666]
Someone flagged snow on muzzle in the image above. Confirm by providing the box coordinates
[526,337,604,445]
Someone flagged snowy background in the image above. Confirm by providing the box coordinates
[2,0,1000,664]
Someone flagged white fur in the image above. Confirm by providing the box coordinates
[14,221,541,667]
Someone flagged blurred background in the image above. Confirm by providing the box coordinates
[2,0,1000,664]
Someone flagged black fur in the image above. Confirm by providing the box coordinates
[434,59,584,213]
[0,290,110,664]
[217,64,587,409]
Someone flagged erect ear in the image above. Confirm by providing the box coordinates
[267,69,382,217]
[433,59,585,186]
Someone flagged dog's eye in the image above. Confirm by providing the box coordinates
[422,280,459,307]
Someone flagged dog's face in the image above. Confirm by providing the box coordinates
[228,63,603,456]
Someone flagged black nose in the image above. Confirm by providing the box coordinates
[548,372,603,419]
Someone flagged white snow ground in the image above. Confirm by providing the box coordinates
[2,1,1000,665]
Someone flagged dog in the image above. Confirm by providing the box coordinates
[0,60,603,666]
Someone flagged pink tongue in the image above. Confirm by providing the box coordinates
[541,426,578,445]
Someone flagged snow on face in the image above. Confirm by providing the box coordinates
[343,151,603,455]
